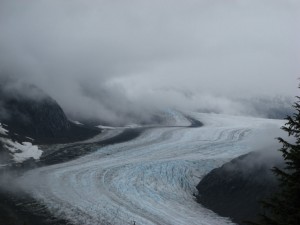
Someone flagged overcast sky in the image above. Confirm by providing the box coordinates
[0,0,299,123]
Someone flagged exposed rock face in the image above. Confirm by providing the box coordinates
[197,151,283,224]
[0,89,70,139]
[0,81,99,144]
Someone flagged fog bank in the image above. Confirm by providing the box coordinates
[0,0,299,123]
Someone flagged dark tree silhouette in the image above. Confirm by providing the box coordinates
[250,91,300,225]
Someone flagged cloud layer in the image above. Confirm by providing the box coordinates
[0,0,299,123]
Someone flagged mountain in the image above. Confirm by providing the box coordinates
[0,80,101,166]
[0,81,100,144]
[196,151,283,224]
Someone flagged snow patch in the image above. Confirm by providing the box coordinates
[96,124,141,130]
[1,138,43,163]
[96,125,116,130]
[0,164,9,167]
[71,120,84,125]
[0,123,8,135]
[125,123,141,128]
[25,136,35,141]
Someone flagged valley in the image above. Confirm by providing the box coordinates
[13,112,283,225]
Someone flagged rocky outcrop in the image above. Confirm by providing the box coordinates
[196,151,284,224]
[0,81,100,144]
[1,90,70,138]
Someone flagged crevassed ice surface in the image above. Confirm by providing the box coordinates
[19,112,284,225]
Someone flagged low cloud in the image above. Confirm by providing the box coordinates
[0,0,299,123]
[239,122,296,170]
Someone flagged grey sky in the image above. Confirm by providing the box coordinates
[0,0,299,123]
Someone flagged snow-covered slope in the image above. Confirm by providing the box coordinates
[1,139,42,163]
[18,113,284,225]
[0,123,43,164]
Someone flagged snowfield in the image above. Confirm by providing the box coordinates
[1,139,43,163]
[0,123,42,163]
[18,113,284,225]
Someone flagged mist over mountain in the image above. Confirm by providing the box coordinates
[0,1,298,224]
[0,0,299,124]
[0,78,100,144]
[197,150,283,224]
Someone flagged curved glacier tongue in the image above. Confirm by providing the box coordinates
[18,113,283,225]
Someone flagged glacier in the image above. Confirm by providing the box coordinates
[18,112,284,225]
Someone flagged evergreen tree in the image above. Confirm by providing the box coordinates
[251,94,300,225]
